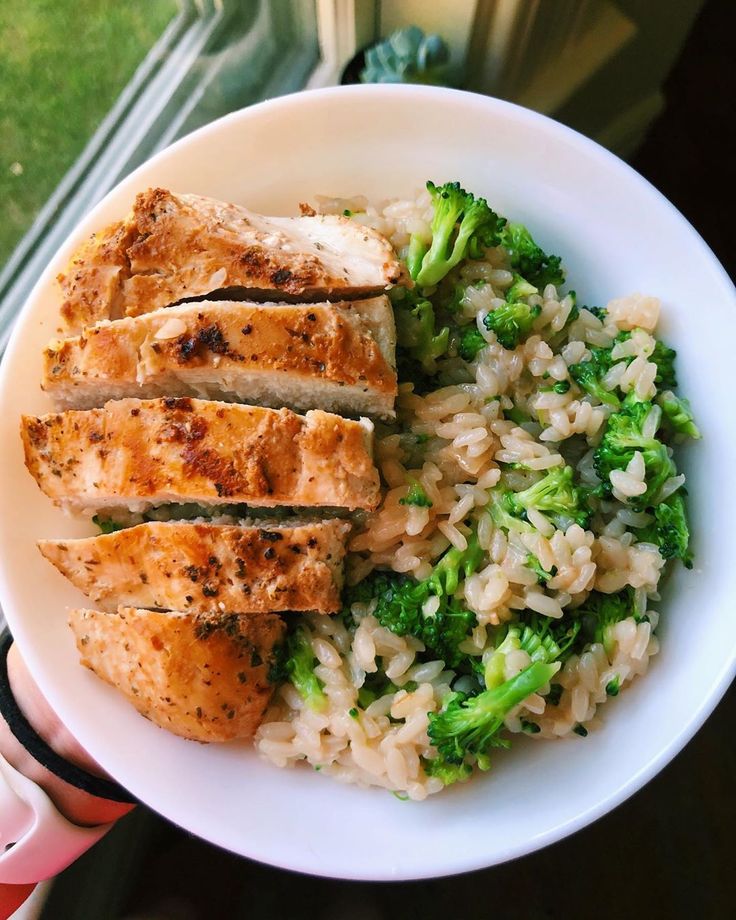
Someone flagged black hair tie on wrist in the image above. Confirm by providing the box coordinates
[0,631,137,805]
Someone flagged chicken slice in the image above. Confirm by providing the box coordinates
[40,519,350,614]
[22,398,380,514]
[69,607,285,742]
[42,298,397,418]
[58,188,403,330]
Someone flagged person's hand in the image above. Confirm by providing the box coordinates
[1,642,135,918]
[0,642,135,827]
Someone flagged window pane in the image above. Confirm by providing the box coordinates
[0,0,178,266]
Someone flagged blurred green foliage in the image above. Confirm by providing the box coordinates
[0,0,176,268]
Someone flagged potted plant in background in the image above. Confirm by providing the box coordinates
[342,25,453,87]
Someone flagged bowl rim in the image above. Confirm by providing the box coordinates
[1,83,734,880]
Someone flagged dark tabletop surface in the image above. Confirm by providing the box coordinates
[36,2,735,917]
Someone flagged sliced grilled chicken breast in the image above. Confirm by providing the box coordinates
[69,607,285,742]
[42,298,397,418]
[22,398,380,514]
[58,188,403,330]
[40,519,349,614]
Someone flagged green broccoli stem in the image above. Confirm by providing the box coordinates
[286,627,327,712]
[657,391,701,440]
[406,235,429,281]
[429,529,483,595]
[473,660,559,715]
[428,661,560,764]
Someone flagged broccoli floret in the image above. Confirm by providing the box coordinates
[505,273,539,302]
[392,288,450,372]
[422,755,473,786]
[483,301,541,349]
[519,616,581,663]
[657,391,701,440]
[638,491,692,567]
[651,340,677,389]
[483,616,577,691]
[504,465,591,529]
[347,565,476,669]
[443,284,493,361]
[399,478,433,507]
[428,661,560,765]
[526,553,558,584]
[283,626,327,712]
[500,223,565,289]
[428,530,484,596]
[393,587,474,668]
[605,676,621,696]
[569,345,621,408]
[586,305,607,321]
[454,324,487,361]
[593,394,676,509]
[482,626,523,690]
[576,589,635,658]
[345,572,424,636]
[341,572,381,609]
[408,181,505,287]
[92,515,126,535]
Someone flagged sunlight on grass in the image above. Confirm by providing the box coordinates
[0,0,177,268]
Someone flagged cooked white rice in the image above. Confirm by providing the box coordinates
[255,189,682,798]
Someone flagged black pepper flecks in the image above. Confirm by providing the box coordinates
[259,530,283,542]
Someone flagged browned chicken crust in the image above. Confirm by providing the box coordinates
[58,188,403,330]
[40,519,350,614]
[42,299,397,417]
[22,397,380,513]
[69,607,285,742]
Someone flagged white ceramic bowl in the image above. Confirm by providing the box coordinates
[0,86,734,880]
